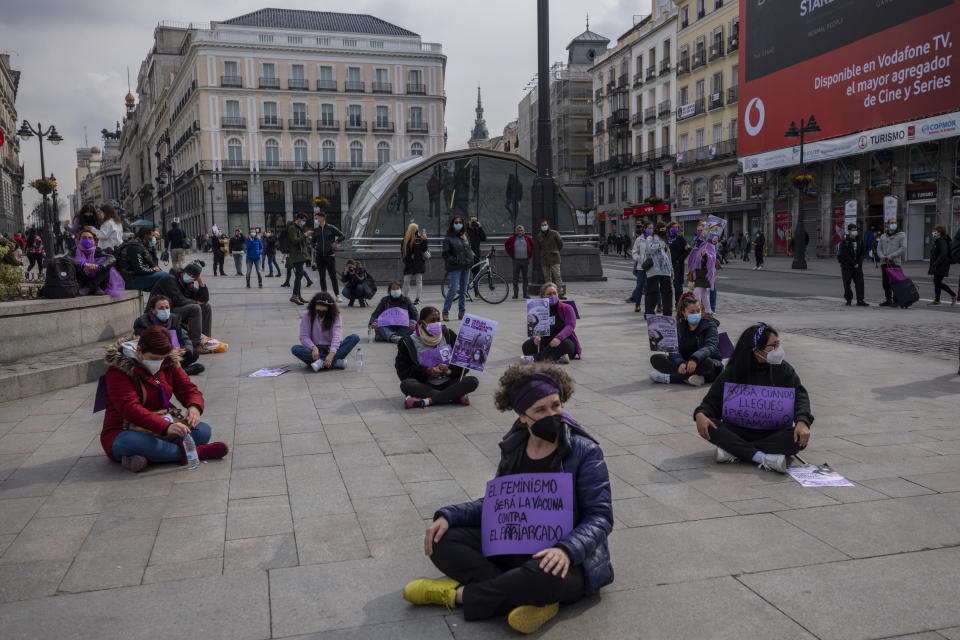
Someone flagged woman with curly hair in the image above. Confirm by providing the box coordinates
[402,363,614,634]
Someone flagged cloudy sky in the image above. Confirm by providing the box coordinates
[2,0,649,216]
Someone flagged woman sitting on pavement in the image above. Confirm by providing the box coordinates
[649,292,721,387]
[133,294,204,376]
[368,281,418,343]
[340,259,370,308]
[395,306,479,409]
[693,322,813,474]
[402,362,613,634]
[74,230,125,298]
[100,326,228,473]
[521,283,581,364]
[292,292,360,371]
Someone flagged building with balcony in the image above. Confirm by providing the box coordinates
[673,0,749,236]
[591,0,676,235]
[121,8,445,238]
[516,24,606,216]
[0,54,24,236]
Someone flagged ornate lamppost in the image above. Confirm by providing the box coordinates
[784,116,820,270]
[17,120,62,261]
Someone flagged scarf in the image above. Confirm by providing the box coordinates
[415,323,443,347]
[75,241,97,264]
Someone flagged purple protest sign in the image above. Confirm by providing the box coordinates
[481,473,574,557]
[722,383,796,429]
[168,329,180,349]
[417,343,452,368]
[707,214,727,240]
[526,299,551,337]
[451,314,498,373]
[377,306,409,327]
[646,315,678,352]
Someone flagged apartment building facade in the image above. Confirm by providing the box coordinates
[0,54,24,236]
[122,9,446,238]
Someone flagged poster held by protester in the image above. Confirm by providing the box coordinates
[418,344,452,368]
[706,215,727,240]
[451,314,497,373]
[646,315,678,352]
[377,307,409,327]
[787,464,853,487]
[526,299,551,337]
[481,473,575,557]
[722,383,795,429]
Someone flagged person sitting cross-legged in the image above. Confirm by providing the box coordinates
[368,281,418,343]
[291,292,360,371]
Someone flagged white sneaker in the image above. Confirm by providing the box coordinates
[332,358,347,369]
[757,453,787,473]
[310,359,326,372]
[649,371,671,384]
[752,266,758,270]
[336,295,343,303]
[521,355,535,363]
[685,374,706,387]
[715,447,737,463]
[556,355,570,364]
[757,265,764,270]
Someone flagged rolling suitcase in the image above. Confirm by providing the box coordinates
[886,266,919,308]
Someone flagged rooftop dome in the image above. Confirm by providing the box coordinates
[125,92,135,105]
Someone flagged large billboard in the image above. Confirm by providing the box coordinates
[738,0,960,166]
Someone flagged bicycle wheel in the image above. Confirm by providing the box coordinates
[476,270,509,304]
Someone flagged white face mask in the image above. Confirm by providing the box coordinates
[764,345,785,366]
[140,357,163,375]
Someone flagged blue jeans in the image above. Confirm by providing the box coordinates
[710,287,718,312]
[292,262,306,298]
[342,284,361,302]
[245,258,262,285]
[443,268,470,315]
[124,271,166,292]
[375,325,412,342]
[630,265,647,303]
[232,253,244,274]
[672,263,685,302]
[291,334,360,366]
[265,253,281,276]
[111,422,212,463]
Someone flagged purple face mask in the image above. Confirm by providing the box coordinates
[80,238,95,249]
[645,229,654,237]
[669,228,678,236]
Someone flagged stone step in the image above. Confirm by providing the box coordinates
[0,338,115,402]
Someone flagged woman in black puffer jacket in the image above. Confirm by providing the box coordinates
[441,215,473,322]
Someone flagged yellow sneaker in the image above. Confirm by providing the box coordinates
[507,602,559,634]
[402,577,459,609]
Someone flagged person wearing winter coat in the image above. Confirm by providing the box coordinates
[694,322,813,474]
[395,306,479,408]
[643,225,674,316]
[837,223,868,306]
[99,326,228,473]
[150,261,213,354]
[401,223,428,304]
[312,212,345,299]
[228,229,246,275]
[292,292,359,371]
[928,225,956,305]
[752,231,766,270]
[263,230,281,277]
[340,259,372,307]
[73,230,125,298]
[442,215,473,321]
[537,220,565,298]
[504,225,534,299]
[877,219,907,306]
[116,227,164,292]
[133,294,203,376]
[285,214,312,305]
[650,293,722,387]
[244,228,264,288]
[521,283,581,363]
[213,234,228,276]
[402,363,613,634]
[368,281,419,343]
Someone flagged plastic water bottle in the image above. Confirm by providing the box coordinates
[367,327,374,343]
[356,347,363,373]
[183,433,200,469]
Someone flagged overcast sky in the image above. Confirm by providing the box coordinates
[2,0,649,216]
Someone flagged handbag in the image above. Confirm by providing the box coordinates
[423,250,432,260]
[641,256,654,272]
[122,378,184,442]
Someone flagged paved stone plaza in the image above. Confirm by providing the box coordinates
[1,254,959,639]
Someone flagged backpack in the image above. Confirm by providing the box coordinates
[947,231,959,264]
[277,227,292,254]
[39,256,79,299]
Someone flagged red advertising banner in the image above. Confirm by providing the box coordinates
[739,0,960,157]
[831,206,845,254]
[775,211,791,254]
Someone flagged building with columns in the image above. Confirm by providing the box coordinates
[0,54,24,236]
[121,9,445,239]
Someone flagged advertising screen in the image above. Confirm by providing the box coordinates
[738,0,960,160]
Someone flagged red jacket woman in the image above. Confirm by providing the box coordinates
[100,326,227,473]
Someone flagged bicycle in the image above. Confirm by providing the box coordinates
[440,247,509,304]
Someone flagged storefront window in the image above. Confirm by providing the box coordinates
[909,144,938,183]
[870,150,893,187]
[834,160,854,192]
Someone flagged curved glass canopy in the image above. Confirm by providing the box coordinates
[343,149,576,241]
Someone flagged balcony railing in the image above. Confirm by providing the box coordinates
[221,75,242,88]
[611,108,629,125]
[344,80,365,92]
[372,82,393,94]
[288,118,312,130]
[253,160,379,172]
[659,59,672,76]
[618,74,628,87]
[708,93,724,110]
[692,51,706,69]
[644,106,656,123]
[316,79,337,91]
[709,42,725,61]
[632,73,644,88]
[657,100,671,117]
[697,8,706,19]
[727,87,738,104]
[221,116,246,129]
[654,145,674,162]
[344,119,368,132]
[695,97,706,115]
[646,67,656,81]
[595,121,605,134]
[631,112,643,127]
[728,34,739,52]
[406,83,426,95]
[259,117,282,130]
[223,159,250,170]
[595,87,604,100]
[406,121,428,133]
[316,119,339,131]
[676,57,690,76]
[372,121,395,132]
[259,77,280,89]
[288,78,309,90]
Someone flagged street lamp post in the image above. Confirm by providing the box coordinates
[50,174,61,253]
[302,160,334,222]
[17,120,63,263]
[207,183,215,233]
[784,115,821,270]
[530,0,558,296]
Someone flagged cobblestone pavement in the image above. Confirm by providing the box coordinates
[0,252,959,639]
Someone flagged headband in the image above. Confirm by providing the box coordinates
[510,373,564,415]
[753,323,767,347]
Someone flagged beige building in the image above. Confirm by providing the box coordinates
[122,9,446,238]
[0,54,24,236]
[672,0,755,236]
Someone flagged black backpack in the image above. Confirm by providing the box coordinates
[39,256,79,299]
[948,230,959,264]
[277,227,291,254]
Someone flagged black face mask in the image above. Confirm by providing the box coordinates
[526,413,563,442]
[315,310,326,319]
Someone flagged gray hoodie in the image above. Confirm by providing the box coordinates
[877,230,907,266]
[645,235,673,278]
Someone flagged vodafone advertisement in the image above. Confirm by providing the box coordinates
[739,0,960,169]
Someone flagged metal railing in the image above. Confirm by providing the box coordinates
[259,77,280,89]
[692,51,706,69]
[406,83,426,95]
[646,67,656,81]
[659,59,672,75]
[709,42,725,61]
[677,56,690,76]
[317,119,339,131]
[631,112,643,127]
[344,80,365,92]
[372,82,393,93]
[288,118,312,130]
[406,122,428,133]
[727,87,738,104]
[633,73,644,88]
[221,116,246,129]
[288,78,309,90]
[644,106,656,122]
[657,100,671,117]
[317,79,337,91]
[372,121,395,132]
[221,75,242,88]
[259,117,282,130]
[344,120,368,132]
